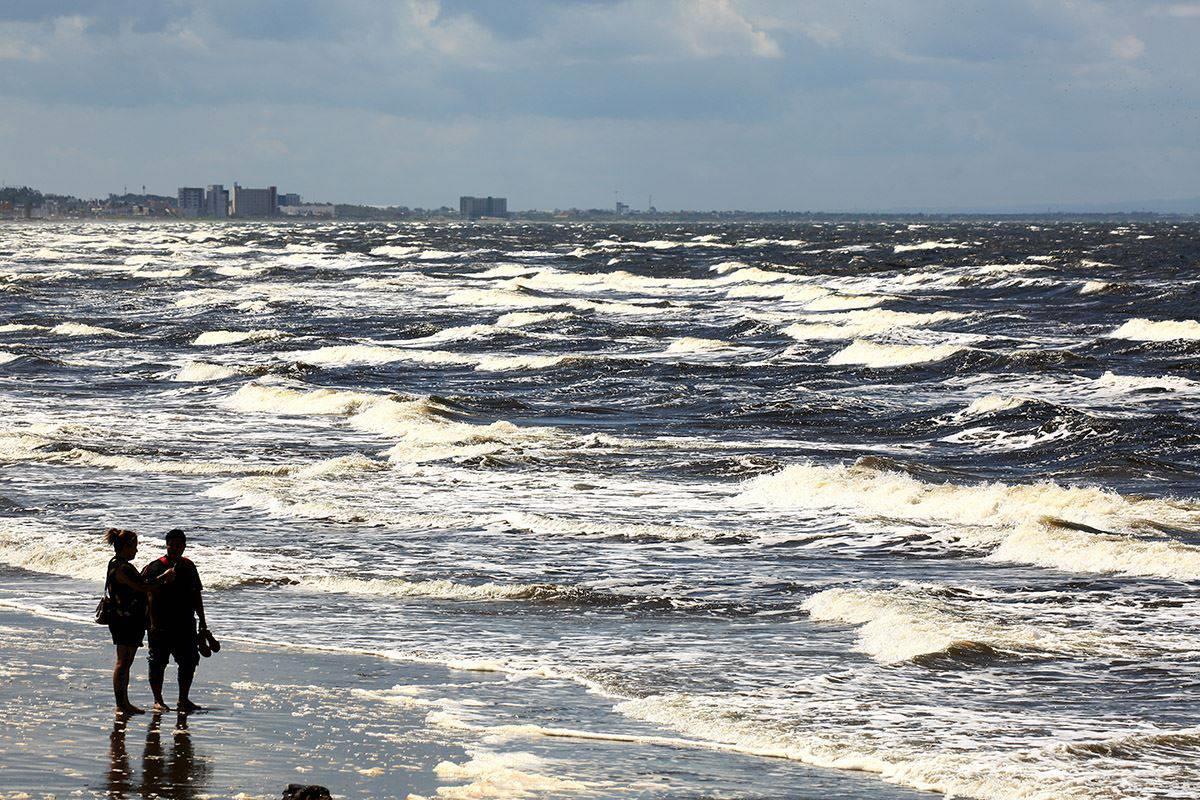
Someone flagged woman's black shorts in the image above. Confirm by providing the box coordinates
[109,620,145,648]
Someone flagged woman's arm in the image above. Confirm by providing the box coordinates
[113,563,173,594]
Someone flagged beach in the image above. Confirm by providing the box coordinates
[0,605,934,799]
[2,219,1200,799]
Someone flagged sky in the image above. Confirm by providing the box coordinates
[1,0,1198,211]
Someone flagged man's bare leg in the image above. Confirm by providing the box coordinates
[177,661,200,713]
[149,660,170,711]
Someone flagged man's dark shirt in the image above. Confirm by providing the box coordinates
[141,556,202,632]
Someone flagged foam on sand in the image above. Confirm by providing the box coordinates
[431,749,588,799]
[828,340,964,367]
[193,329,286,346]
[1108,318,1200,342]
[618,692,1137,800]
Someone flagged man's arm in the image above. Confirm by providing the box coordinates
[192,566,207,630]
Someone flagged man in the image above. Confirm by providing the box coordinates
[142,529,207,713]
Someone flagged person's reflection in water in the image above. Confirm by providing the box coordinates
[106,716,133,798]
[140,711,211,799]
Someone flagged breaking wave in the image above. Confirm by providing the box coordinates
[1108,318,1200,342]
[226,382,557,462]
[174,361,240,382]
[783,309,966,341]
[193,329,287,346]
[50,322,131,337]
[741,460,1200,578]
[828,340,965,367]
[803,586,1139,664]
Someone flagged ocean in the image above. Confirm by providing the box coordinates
[1,219,1198,799]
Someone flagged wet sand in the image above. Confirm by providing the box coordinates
[0,604,936,799]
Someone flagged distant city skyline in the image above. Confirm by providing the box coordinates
[2,2,1199,212]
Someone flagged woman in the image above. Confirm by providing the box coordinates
[104,528,174,714]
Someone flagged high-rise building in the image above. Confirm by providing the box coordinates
[205,185,228,218]
[459,196,507,220]
[230,184,277,218]
[279,193,302,207]
[177,187,204,218]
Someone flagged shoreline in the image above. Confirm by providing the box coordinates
[0,598,935,800]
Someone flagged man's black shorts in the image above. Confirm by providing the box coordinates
[147,625,199,668]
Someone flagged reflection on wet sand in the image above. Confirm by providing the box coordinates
[106,712,210,799]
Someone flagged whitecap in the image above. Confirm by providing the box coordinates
[828,340,964,367]
[1108,318,1200,342]
[193,329,286,346]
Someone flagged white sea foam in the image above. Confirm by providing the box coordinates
[893,240,971,253]
[193,329,286,346]
[305,575,605,604]
[1080,281,1111,295]
[741,461,1199,532]
[472,354,568,372]
[803,586,1138,664]
[803,294,886,311]
[957,394,1031,417]
[741,461,1200,577]
[828,340,964,367]
[495,311,573,328]
[663,337,735,354]
[0,351,19,365]
[619,693,1123,800]
[0,520,290,590]
[432,749,588,799]
[174,361,240,382]
[0,323,46,333]
[724,284,830,303]
[367,244,420,256]
[1108,318,1200,342]
[783,309,965,341]
[226,383,557,462]
[50,322,131,337]
[1093,371,1200,394]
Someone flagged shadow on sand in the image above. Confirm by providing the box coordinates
[106,711,211,799]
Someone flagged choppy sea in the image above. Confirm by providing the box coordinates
[2,220,1199,799]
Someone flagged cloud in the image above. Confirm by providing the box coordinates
[675,0,782,59]
[1111,34,1145,60]
[0,1,1198,209]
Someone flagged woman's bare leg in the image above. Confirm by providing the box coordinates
[113,645,144,714]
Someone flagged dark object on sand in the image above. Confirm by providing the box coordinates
[197,628,221,658]
[282,785,332,800]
